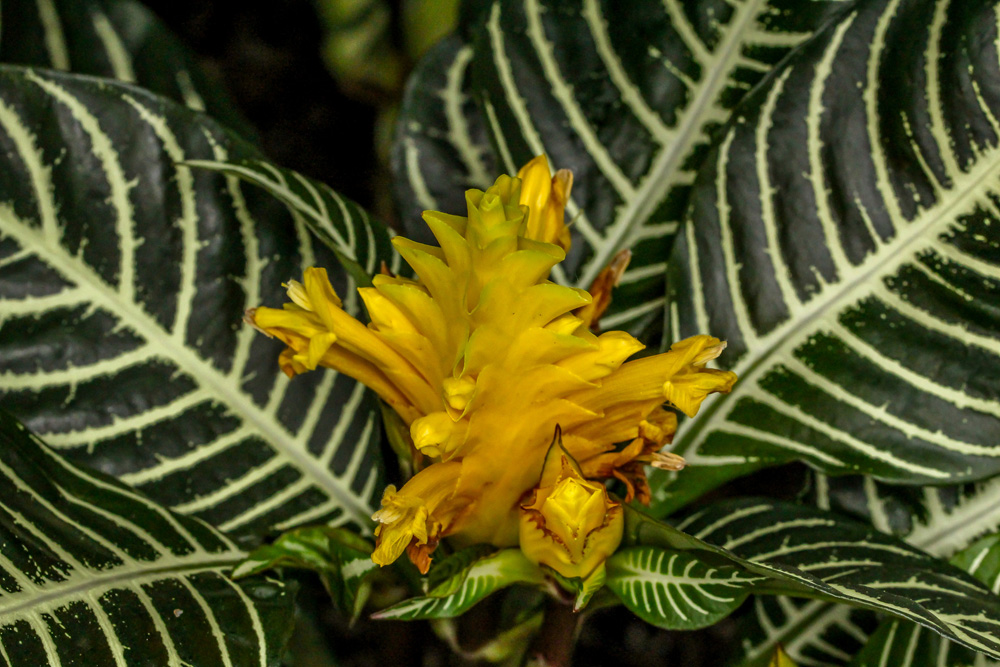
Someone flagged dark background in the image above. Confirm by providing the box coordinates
[145,0,379,210]
[138,2,776,664]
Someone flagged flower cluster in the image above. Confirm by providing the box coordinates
[250,156,736,579]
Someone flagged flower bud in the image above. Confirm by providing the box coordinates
[519,454,624,579]
[517,155,573,252]
[442,376,477,413]
[410,412,465,458]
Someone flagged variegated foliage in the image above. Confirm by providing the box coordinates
[183,159,399,288]
[737,475,1000,666]
[849,534,1000,667]
[393,0,854,341]
[231,525,377,622]
[0,66,391,538]
[662,499,1000,660]
[0,0,253,138]
[372,548,546,621]
[668,0,1000,484]
[392,33,497,246]
[0,411,295,666]
[606,546,763,630]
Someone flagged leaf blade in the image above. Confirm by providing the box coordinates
[0,66,386,538]
[669,0,1000,484]
[0,411,296,666]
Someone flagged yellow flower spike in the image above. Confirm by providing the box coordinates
[517,155,573,251]
[519,441,623,579]
[250,155,737,573]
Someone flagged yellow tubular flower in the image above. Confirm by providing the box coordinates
[249,155,737,574]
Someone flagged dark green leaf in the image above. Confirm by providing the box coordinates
[632,499,1000,659]
[689,499,1000,659]
[736,473,1000,667]
[850,534,1000,667]
[184,158,399,288]
[668,0,1000,484]
[455,0,850,341]
[0,0,255,138]
[0,411,296,666]
[0,66,384,539]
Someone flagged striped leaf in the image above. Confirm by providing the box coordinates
[0,66,385,538]
[739,596,878,667]
[0,410,296,666]
[231,526,376,621]
[0,0,254,138]
[737,476,1000,666]
[392,33,497,245]
[668,0,1000,483]
[372,548,545,621]
[405,0,855,341]
[812,475,1000,558]
[183,158,400,287]
[606,545,763,630]
[850,618,1000,667]
[643,499,1000,659]
[849,534,1000,667]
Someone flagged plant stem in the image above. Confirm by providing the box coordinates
[528,595,579,666]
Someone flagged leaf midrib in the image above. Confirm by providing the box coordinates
[675,143,1000,461]
[575,0,769,288]
[0,551,244,618]
[0,211,373,528]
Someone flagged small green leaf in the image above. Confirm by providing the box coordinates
[233,526,377,621]
[373,548,545,620]
[606,546,761,630]
[574,564,607,612]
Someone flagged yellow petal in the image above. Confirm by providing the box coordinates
[664,367,738,418]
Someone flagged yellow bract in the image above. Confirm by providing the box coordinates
[519,446,623,579]
[250,155,737,574]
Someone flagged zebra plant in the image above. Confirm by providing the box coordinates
[0,0,998,666]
